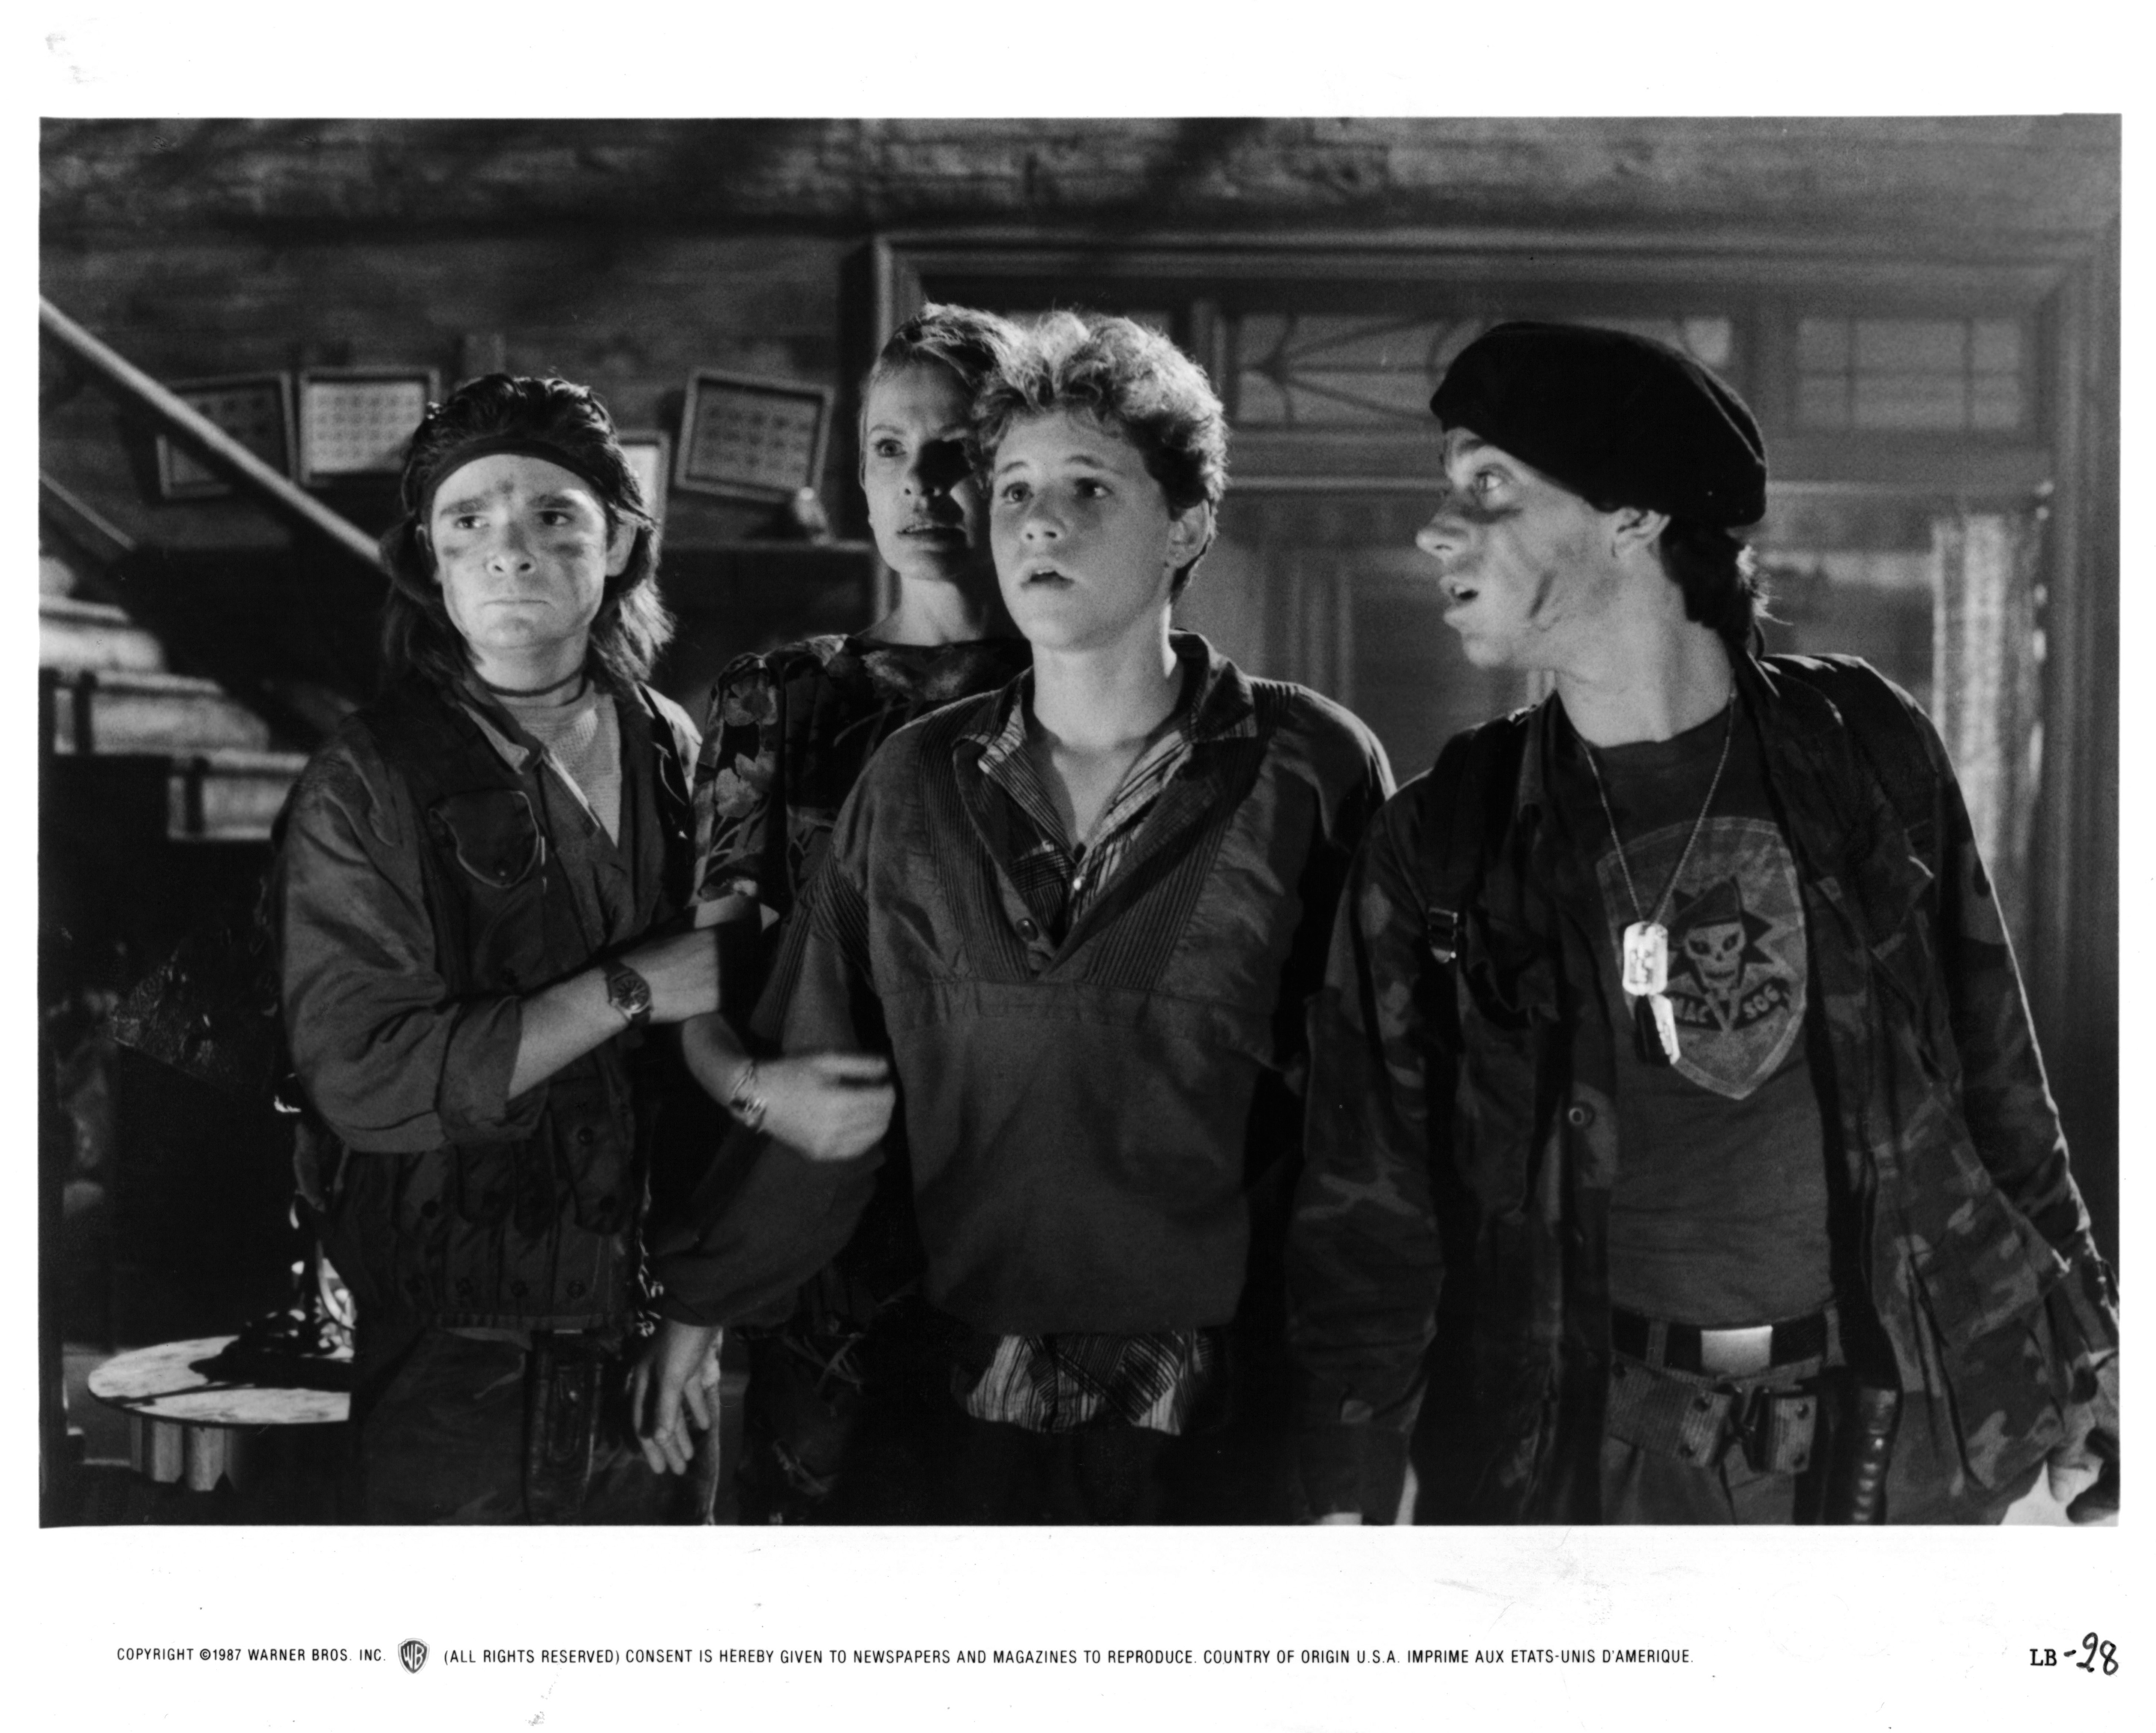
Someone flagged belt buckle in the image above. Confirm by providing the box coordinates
[1697,1324,1775,1378]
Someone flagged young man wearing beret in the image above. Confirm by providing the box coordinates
[1286,321,2119,1525]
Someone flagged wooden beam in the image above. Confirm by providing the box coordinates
[39,296,384,577]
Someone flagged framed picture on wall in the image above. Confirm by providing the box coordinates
[155,372,296,500]
[297,367,439,484]
[618,431,672,522]
[673,370,834,503]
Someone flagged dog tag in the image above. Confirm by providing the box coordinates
[1631,991,1681,1067]
[1651,993,1682,1063]
[1621,921,1670,997]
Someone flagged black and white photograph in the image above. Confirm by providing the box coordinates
[20,11,2141,1728]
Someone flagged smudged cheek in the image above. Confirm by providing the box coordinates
[1519,531,1606,634]
[1522,564,1570,631]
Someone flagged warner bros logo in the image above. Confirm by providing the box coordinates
[400,1640,429,1674]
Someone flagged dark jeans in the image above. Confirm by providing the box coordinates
[934,1408,1291,1525]
[738,1294,952,1524]
[350,1324,699,1524]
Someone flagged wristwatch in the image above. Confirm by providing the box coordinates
[602,961,653,1028]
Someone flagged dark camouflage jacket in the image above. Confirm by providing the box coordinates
[1287,654,2118,1521]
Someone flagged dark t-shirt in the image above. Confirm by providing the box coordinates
[1555,700,1836,1327]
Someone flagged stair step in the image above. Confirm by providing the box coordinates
[165,749,309,842]
[46,668,272,757]
[40,595,168,675]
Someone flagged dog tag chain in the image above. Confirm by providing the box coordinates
[1583,694,1736,1068]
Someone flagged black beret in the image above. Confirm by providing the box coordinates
[1430,322,1767,528]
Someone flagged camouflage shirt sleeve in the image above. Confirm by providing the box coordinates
[1914,705,2118,1361]
[691,651,785,915]
[1287,786,1451,1517]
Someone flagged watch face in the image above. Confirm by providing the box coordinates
[608,966,653,1022]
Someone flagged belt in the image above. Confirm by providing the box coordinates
[1610,1305,1834,1379]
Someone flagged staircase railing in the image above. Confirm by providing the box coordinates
[39,296,384,572]
[40,298,394,743]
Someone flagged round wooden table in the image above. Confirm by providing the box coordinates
[87,1335,351,1493]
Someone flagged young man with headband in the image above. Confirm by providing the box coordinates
[280,373,716,1522]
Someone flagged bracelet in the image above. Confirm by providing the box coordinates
[726,1060,769,1134]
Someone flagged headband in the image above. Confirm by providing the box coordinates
[413,433,626,528]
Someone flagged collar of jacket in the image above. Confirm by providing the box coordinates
[958,630,1260,757]
[1506,651,1933,951]
[452,675,593,773]
[453,677,685,791]
[1506,651,1855,806]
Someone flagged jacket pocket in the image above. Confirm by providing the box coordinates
[1458,908,1557,1032]
[374,1147,455,1314]
[549,1063,637,1236]
[429,788,544,888]
[1910,1175,2061,1343]
[1914,1164,2061,1336]
[1910,1257,2068,1492]
[1452,911,1554,1214]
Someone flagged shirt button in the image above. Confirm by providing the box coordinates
[1565,1103,1595,1128]
[575,1126,596,1146]
[1016,917,1040,942]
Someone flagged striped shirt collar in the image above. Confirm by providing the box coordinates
[960,630,1259,761]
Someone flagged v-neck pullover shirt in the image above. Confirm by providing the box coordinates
[653,634,1393,1338]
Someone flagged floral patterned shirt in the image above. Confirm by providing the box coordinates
[692,633,1034,921]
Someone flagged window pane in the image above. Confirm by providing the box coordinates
[1235,370,1292,426]
[1796,317,1850,369]
[1970,375,2025,430]
[1971,319,2022,374]
[1853,372,1968,430]
[1796,314,2029,434]
[1227,309,1737,430]
[1855,319,1967,372]
[1795,375,1851,429]
[1681,317,1735,368]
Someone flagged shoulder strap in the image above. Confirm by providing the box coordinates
[1417,710,1532,965]
[1767,656,1939,865]
[629,681,699,908]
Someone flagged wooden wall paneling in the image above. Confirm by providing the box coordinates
[41,228,860,559]
[42,120,2122,242]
